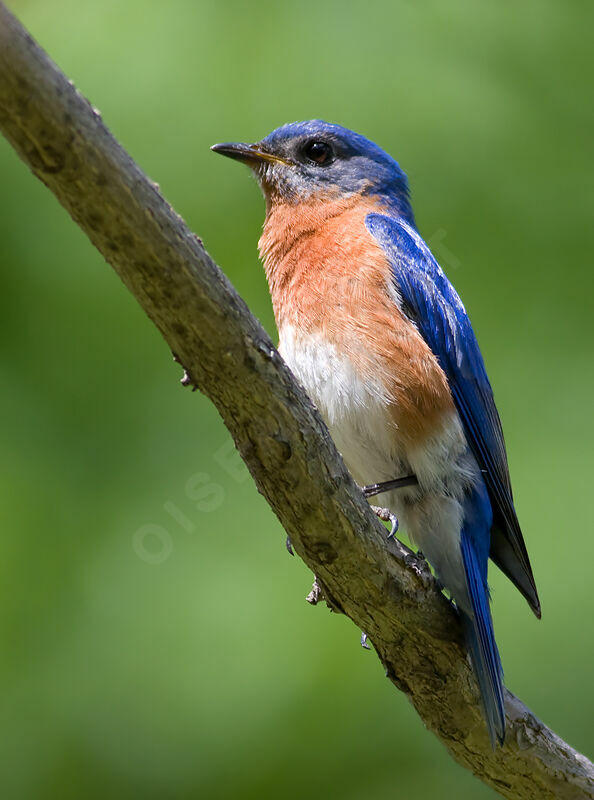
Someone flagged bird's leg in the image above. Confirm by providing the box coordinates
[362,474,418,499]
[370,505,399,538]
[285,535,294,556]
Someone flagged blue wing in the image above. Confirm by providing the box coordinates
[365,212,540,618]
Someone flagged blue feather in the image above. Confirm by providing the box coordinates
[365,212,540,618]
[364,211,543,745]
[460,486,505,747]
[262,121,416,225]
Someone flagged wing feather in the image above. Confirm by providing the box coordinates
[366,213,540,616]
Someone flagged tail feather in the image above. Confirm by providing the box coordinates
[461,530,506,747]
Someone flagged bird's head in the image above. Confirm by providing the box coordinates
[212,120,414,225]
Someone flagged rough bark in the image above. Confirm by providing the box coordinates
[0,4,591,797]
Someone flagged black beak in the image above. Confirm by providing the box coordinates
[211,142,290,166]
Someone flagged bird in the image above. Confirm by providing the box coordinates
[211,120,540,747]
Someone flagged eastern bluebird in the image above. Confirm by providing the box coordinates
[212,121,540,747]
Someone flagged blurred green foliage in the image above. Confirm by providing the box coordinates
[1,0,593,797]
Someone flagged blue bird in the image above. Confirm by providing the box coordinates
[212,120,540,746]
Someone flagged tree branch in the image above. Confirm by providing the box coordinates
[0,4,591,797]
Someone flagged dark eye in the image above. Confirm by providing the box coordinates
[302,140,334,166]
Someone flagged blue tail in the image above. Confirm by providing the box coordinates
[460,493,506,748]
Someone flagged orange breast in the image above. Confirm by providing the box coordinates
[259,193,455,443]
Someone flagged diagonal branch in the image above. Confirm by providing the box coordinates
[0,4,591,797]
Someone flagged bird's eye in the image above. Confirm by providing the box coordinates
[302,140,334,166]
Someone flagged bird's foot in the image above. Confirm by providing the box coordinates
[360,632,371,650]
[172,352,199,391]
[285,535,294,556]
[371,505,399,538]
[306,576,324,605]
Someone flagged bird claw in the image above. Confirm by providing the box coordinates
[285,535,294,555]
[180,370,199,391]
[306,576,324,605]
[360,632,371,650]
[172,352,199,391]
[371,505,399,538]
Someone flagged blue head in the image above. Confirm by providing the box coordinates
[212,120,415,226]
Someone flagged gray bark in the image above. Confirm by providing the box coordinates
[0,4,591,797]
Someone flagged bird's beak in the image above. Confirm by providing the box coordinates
[211,142,290,166]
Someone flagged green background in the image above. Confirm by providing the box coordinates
[1,1,592,797]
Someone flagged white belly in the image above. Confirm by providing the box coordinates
[279,326,403,486]
[279,325,479,599]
